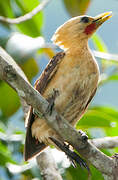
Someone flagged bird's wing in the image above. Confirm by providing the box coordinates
[24,52,65,161]
[85,87,97,109]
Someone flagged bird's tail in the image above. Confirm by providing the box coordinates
[24,125,46,161]
[25,127,89,171]
[49,137,89,170]
[24,108,89,170]
[24,109,47,161]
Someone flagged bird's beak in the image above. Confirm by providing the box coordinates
[84,12,112,35]
[93,11,112,27]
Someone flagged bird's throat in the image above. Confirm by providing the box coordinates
[84,23,96,35]
[66,41,89,56]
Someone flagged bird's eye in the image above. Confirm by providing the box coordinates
[81,16,89,23]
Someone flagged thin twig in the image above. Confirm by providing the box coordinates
[0,0,51,24]
[93,50,118,62]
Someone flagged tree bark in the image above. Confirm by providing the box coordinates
[37,149,62,180]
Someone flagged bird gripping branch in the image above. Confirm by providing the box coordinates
[24,12,112,168]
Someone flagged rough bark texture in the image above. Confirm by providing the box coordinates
[91,136,118,149]
[36,149,62,180]
[0,47,118,179]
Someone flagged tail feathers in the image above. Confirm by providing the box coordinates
[24,108,47,161]
[24,126,46,161]
[49,137,89,171]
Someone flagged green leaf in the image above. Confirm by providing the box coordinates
[101,148,114,156]
[64,165,88,180]
[91,33,109,70]
[90,165,104,180]
[20,58,39,81]
[92,34,108,52]
[0,141,16,166]
[92,106,118,121]
[0,58,38,117]
[64,164,104,180]
[0,82,20,117]
[0,122,6,133]
[104,123,118,137]
[108,74,118,81]
[0,0,14,38]
[13,0,43,37]
[0,0,14,17]
[77,106,118,129]
[77,111,111,128]
[63,0,90,17]
[103,74,118,84]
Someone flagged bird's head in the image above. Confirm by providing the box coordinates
[52,12,112,50]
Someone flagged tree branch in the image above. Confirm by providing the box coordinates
[0,47,118,179]
[36,149,63,180]
[1,130,118,150]
[0,0,51,24]
[90,136,118,149]
[93,50,118,62]
[20,78,63,180]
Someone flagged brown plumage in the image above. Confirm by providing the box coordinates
[24,12,112,162]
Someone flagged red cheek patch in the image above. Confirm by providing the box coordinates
[84,23,96,35]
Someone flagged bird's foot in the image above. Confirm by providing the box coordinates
[49,137,89,171]
[78,130,88,142]
[45,89,59,115]
[33,109,44,118]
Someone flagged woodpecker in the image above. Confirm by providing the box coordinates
[24,12,112,167]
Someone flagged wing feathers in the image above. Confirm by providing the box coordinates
[24,52,65,160]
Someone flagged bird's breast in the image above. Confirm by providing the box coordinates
[43,54,99,126]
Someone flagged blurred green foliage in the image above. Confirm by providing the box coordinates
[0,0,118,180]
[0,82,20,117]
[63,0,90,17]
[14,0,43,37]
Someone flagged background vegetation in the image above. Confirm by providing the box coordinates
[0,0,118,179]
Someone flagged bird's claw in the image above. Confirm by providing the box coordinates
[49,137,89,171]
[78,130,88,142]
[33,109,44,118]
[45,100,54,115]
[45,89,59,115]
